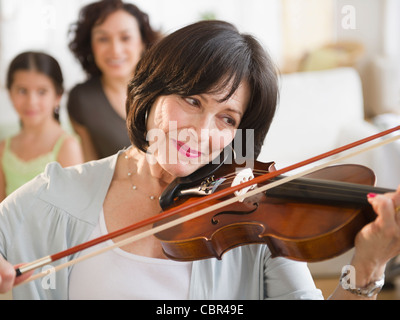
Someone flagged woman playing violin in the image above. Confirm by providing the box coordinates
[1,20,400,300]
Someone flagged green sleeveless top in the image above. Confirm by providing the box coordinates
[2,135,66,196]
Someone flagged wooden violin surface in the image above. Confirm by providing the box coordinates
[155,162,391,262]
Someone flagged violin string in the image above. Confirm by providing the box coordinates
[234,133,400,202]
[214,171,386,204]
[214,169,269,188]
[15,131,400,285]
[206,167,375,201]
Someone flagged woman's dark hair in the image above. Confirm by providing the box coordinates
[6,51,64,122]
[68,0,160,77]
[126,20,279,159]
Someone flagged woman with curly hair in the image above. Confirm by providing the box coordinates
[67,0,160,160]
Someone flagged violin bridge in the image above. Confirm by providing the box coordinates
[232,168,257,202]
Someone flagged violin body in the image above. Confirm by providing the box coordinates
[155,160,391,262]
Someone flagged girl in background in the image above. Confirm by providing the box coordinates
[0,51,84,202]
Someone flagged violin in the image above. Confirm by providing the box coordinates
[155,160,393,262]
[14,125,400,281]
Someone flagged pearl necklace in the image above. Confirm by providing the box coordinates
[124,152,160,200]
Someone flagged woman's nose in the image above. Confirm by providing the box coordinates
[190,115,213,141]
[110,38,123,55]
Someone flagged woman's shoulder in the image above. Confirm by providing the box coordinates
[44,152,117,190]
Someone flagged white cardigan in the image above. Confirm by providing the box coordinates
[0,151,322,300]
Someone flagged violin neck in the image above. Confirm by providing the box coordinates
[265,176,394,206]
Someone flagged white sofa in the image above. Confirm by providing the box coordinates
[258,68,373,169]
[258,67,398,189]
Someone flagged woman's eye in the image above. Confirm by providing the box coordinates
[184,97,200,107]
[95,37,108,43]
[223,116,237,127]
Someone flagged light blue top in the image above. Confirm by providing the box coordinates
[0,151,323,300]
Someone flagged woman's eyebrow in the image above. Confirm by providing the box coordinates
[198,93,244,116]
[225,108,243,117]
[92,28,133,35]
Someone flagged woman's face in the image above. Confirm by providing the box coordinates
[91,10,144,80]
[9,70,61,127]
[146,82,250,177]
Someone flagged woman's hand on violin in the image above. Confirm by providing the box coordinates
[0,255,32,293]
[352,185,400,286]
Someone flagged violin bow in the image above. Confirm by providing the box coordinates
[15,125,400,285]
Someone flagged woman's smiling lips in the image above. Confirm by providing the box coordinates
[173,140,203,158]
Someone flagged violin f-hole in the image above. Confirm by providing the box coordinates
[211,202,259,225]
